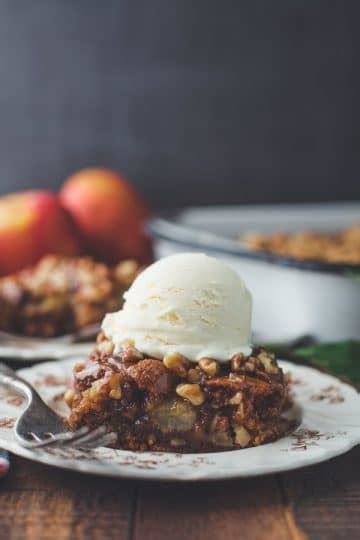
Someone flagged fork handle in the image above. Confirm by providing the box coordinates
[0,362,41,402]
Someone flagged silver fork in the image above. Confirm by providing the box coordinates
[0,363,116,449]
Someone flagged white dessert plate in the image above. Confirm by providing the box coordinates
[0,357,358,481]
[0,337,93,363]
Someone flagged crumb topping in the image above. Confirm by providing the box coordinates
[0,255,140,337]
[243,224,360,265]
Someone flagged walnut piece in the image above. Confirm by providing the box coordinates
[234,425,251,447]
[230,353,245,372]
[198,357,219,377]
[176,383,205,406]
[229,391,243,405]
[163,352,189,377]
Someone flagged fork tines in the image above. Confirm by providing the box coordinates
[24,426,116,450]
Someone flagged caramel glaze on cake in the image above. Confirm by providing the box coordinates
[65,333,293,453]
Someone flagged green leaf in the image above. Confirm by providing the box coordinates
[294,340,360,384]
[346,269,360,283]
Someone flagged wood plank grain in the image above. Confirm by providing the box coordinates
[0,456,136,540]
[280,446,360,540]
[134,476,306,540]
[2,447,359,540]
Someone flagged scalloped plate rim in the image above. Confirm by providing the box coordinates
[0,358,358,481]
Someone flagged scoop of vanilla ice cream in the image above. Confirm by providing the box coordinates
[102,253,252,362]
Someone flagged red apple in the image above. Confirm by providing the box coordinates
[0,191,81,275]
[60,168,152,263]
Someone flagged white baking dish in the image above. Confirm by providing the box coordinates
[149,203,360,344]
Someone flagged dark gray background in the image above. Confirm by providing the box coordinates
[0,1,359,209]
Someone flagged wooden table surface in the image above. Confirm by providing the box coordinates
[0,444,359,540]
